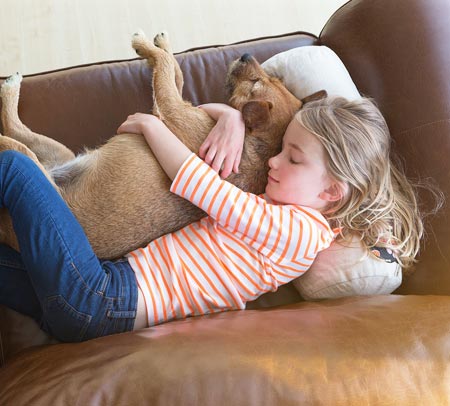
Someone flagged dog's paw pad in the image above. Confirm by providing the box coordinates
[154,32,170,50]
[3,72,22,86]
[1,72,22,96]
[132,29,146,39]
[132,29,152,56]
[133,47,143,57]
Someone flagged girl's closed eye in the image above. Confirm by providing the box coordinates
[289,151,304,165]
[289,157,302,165]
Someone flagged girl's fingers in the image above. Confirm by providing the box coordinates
[220,157,234,179]
[211,151,225,174]
[198,139,211,158]
[233,149,242,174]
[204,145,217,165]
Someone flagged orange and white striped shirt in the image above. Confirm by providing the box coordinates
[126,154,335,327]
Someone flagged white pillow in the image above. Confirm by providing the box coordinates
[263,47,401,300]
[262,45,361,101]
[293,237,402,300]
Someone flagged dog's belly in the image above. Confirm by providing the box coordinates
[56,134,205,259]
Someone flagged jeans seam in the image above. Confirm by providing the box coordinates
[44,295,92,341]
[97,269,111,295]
[45,295,92,321]
[94,298,114,337]
[0,260,26,270]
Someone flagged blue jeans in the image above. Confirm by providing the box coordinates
[0,151,138,342]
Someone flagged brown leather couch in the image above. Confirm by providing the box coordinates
[1,0,449,404]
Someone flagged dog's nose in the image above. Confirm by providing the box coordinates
[240,53,252,63]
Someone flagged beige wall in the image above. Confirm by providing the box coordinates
[0,0,347,76]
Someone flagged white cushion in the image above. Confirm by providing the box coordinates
[293,237,402,301]
[262,45,361,101]
[263,47,401,300]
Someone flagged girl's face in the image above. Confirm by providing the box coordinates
[266,118,336,211]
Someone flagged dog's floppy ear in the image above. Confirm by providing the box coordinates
[242,100,273,132]
[301,90,328,104]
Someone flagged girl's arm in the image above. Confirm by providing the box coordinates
[118,105,245,180]
[117,113,191,180]
[198,103,245,179]
[171,154,335,266]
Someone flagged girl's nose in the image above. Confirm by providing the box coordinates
[269,154,279,169]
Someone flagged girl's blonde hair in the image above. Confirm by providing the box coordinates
[295,96,434,270]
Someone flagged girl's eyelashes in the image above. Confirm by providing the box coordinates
[289,158,301,165]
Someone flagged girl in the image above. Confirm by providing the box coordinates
[0,97,423,342]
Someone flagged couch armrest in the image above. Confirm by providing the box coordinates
[1,295,450,405]
[319,0,450,295]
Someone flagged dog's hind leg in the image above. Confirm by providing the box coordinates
[1,73,75,168]
[152,32,184,97]
[132,30,183,118]
[0,135,59,188]
[132,31,215,151]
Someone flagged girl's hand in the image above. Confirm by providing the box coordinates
[117,113,160,136]
[198,104,245,179]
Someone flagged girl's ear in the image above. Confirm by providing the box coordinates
[319,181,348,202]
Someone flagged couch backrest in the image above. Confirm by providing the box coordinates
[0,33,316,153]
[320,0,450,295]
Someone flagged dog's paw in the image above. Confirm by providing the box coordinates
[153,32,171,52]
[132,29,147,42]
[2,72,22,88]
[132,29,154,57]
[0,72,22,98]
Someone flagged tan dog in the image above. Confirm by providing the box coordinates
[0,31,308,259]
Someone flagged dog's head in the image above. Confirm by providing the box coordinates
[226,54,303,136]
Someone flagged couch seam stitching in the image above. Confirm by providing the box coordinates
[394,118,450,137]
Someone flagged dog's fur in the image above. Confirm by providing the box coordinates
[0,31,306,259]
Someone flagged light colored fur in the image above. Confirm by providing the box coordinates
[0,31,303,259]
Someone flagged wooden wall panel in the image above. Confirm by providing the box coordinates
[0,0,347,75]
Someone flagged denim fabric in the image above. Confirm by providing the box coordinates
[0,151,138,342]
